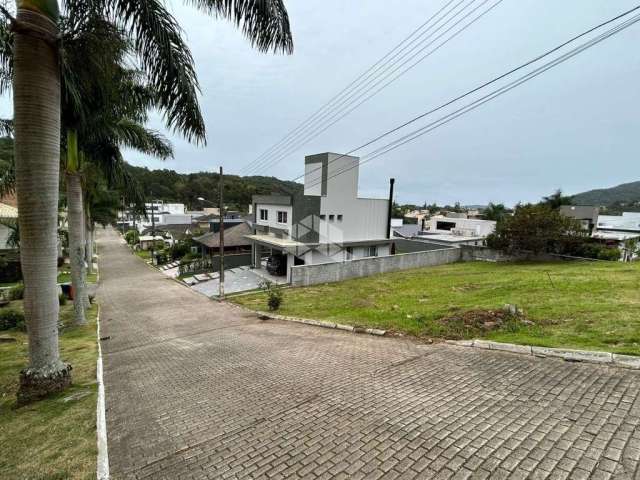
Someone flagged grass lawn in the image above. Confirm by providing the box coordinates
[0,302,99,480]
[135,249,151,260]
[232,260,640,355]
[56,270,98,285]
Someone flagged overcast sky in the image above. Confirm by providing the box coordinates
[4,0,640,206]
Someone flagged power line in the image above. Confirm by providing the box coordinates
[239,0,461,174]
[301,10,640,192]
[243,0,500,176]
[246,0,497,176]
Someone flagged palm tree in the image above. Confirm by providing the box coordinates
[5,0,293,402]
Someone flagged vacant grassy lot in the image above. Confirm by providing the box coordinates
[0,302,98,480]
[233,260,640,355]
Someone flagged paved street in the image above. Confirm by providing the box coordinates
[97,227,640,480]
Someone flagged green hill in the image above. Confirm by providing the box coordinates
[125,164,302,211]
[571,181,640,207]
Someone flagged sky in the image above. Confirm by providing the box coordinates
[3,0,640,206]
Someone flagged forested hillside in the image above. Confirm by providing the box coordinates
[571,181,640,209]
[125,164,303,211]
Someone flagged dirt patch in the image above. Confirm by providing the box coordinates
[437,309,533,339]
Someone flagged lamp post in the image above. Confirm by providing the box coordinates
[198,170,225,299]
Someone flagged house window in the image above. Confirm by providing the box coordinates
[346,247,353,260]
[320,214,326,220]
[337,214,343,221]
[277,211,288,224]
[259,209,268,221]
[329,214,335,221]
[365,246,378,257]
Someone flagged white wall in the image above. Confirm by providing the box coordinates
[426,217,496,237]
[255,204,292,234]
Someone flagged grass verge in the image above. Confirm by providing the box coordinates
[232,260,640,355]
[0,302,99,480]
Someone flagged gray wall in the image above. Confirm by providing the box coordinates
[290,247,461,286]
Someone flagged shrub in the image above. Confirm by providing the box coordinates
[9,284,24,301]
[259,280,283,311]
[125,229,139,245]
[0,309,25,331]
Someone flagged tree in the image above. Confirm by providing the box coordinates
[4,0,293,403]
[487,204,586,254]
[541,189,572,210]
[482,202,507,222]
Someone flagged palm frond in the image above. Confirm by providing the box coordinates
[111,119,173,160]
[105,0,206,144]
[186,0,293,54]
[0,18,13,95]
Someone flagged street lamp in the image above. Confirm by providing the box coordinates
[197,167,225,299]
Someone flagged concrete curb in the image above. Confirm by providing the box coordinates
[96,305,110,479]
[445,339,640,369]
[227,303,386,337]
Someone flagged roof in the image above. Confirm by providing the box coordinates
[392,224,420,238]
[592,231,640,241]
[193,222,252,248]
[139,235,165,242]
[0,202,18,219]
[145,224,194,240]
[244,233,306,249]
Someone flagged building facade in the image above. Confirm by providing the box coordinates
[247,153,393,281]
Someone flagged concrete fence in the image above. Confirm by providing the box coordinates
[290,247,461,287]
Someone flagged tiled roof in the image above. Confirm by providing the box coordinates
[193,222,252,248]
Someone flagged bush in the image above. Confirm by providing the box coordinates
[0,309,25,331]
[169,242,191,260]
[125,229,139,245]
[259,280,283,311]
[9,284,24,301]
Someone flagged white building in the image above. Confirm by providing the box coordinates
[593,212,640,261]
[417,215,496,246]
[247,153,392,281]
[0,202,18,250]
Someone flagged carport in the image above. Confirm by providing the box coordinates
[245,234,311,283]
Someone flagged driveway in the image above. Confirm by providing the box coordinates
[97,227,640,479]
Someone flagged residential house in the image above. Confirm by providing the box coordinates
[193,221,253,257]
[247,153,393,281]
[593,212,640,261]
[417,215,496,246]
[560,205,599,233]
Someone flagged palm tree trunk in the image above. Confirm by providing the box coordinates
[66,172,87,325]
[14,5,71,405]
[85,211,93,275]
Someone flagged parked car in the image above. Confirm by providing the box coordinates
[266,254,287,276]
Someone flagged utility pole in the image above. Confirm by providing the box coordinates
[150,197,155,265]
[219,167,225,299]
[386,178,395,239]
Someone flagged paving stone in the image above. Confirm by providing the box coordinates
[96,227,640,480]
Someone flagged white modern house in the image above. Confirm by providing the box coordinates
[416,215,496,246]
[593,212,640,261]
[247,153,393,281]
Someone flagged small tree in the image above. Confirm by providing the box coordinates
[259,280,283,311]
[125,229,139,245]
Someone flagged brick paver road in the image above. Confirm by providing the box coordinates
[97,227,640,479]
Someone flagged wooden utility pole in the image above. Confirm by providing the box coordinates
[219,167,225,299]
